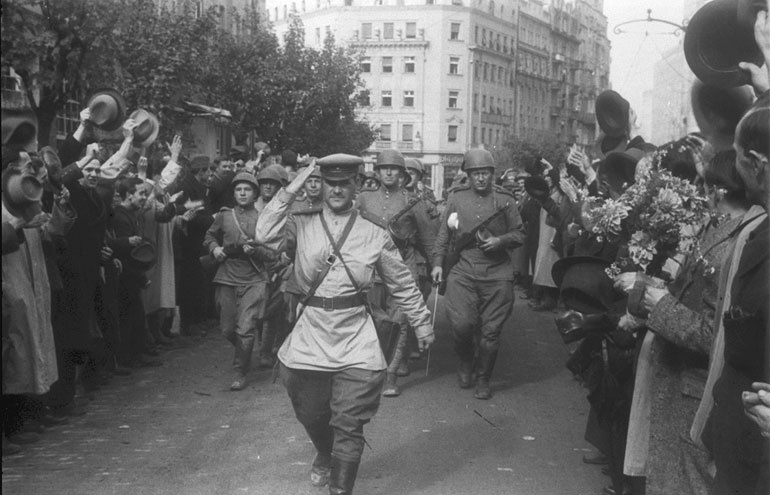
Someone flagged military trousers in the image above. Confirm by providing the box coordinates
[444,271,514,360]
[281,364,385,463]
[215,282,267,375]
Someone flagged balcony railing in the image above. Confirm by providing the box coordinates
[373,140,422,152]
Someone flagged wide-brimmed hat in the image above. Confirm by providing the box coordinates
[86,88,127,131]
[1,167,43,220]
[552,256,620,314]
[595,90,630,138]
[39,146,63,187]
[684,0,764,88]
[129,109,160,148]
[317,153,363,181]
[129,239,157,271]
[524,176,550,201]
[1,107,38,151]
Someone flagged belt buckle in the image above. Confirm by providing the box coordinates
[323,297,335,311]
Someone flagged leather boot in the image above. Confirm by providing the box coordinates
[457,359,474,389]
[329,457,359,495]
[381,372,400,397]
[474,349,498,400]
[311,452,332,487]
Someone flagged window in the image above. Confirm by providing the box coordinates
[448,125,458,142]
[382,57,393,73]
[448,91,459,108]
[473,93,478,110]
[56,99,81,138]
[451,0,462,4]
[381,90,392,107]
[483,62,488,81]
[474,26,479,44]
[449,56,460,75]
[380,124,392,141]
[283,5,287,18]
[405,22,416,39]
[361,57,371,72]
[362,23,372,39]
[384,22,394,39]
[450,22,460,40]
[498,66,503,83]
[402,124,413,142]
[482,95,486,112]
[403,90,415,107]
[472,126,478,145]
[315,27,321,45]
[399,57,413,74]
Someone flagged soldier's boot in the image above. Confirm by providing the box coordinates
[381,372,401,397]
[474,349,498,400]
[457,359,474,389]
[311,452,332,487]
[329,457,359,495]
[396,358,410,377]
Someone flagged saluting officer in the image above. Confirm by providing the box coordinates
[431,148,525,400]
[255,155,434,495]
[357,149,436,397]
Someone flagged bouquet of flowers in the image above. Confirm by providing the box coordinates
[583,156,711,278]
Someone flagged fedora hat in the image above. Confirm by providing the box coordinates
[86,88,126,131]
[684,0,765,88]
[1,107,38,151]
[129,109,160,148]
[595,90,630,138]
[129,239,157,271]
[552,256,621,314]
[39,146,64,188]
[1,167,43,221]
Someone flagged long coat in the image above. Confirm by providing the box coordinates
[643,215,744,495]
[2,202,74,395]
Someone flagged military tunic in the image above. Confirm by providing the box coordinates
[433,184,525,361]
[256,189,432,372]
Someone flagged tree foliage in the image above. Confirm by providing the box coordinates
[494,130,569,175]
[1,0,374,153]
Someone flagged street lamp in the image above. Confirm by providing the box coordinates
[613,9,688,37]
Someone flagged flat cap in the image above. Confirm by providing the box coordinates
[317,153,363,181]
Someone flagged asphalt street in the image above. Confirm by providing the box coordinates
[2,289,606,495]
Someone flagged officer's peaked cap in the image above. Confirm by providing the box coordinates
[317,154,363,181]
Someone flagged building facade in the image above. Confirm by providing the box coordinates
[267,0,611,196]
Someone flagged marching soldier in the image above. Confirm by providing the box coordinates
[356,149,436,397]
[431,148,525,400]
[255,155,434,495]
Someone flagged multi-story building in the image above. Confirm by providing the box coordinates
[267,0,611,195]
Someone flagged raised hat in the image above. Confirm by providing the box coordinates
[86,88,127,131]
[129,109,160,148]
[595,90,630,138]
[462,148,495,171]
[597,149,643,191]
[1,107,38,151]
[39,146,63,188]
[317,153,363,181]
[684,0,764,88]
[1,167,43,221]
[552,256,620,314]
[524,176,550,201]
[190,154,211,170]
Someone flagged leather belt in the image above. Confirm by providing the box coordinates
[304,293,368,311]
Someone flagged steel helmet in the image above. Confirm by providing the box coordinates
[462,148,495,172]
[231,171,259,190]
[257,164,287,185]
[375,149,406,169]
[404,158,424,177]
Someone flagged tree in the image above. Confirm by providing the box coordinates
[494,130,569,176]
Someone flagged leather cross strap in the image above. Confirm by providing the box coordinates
[319,210,364,295]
